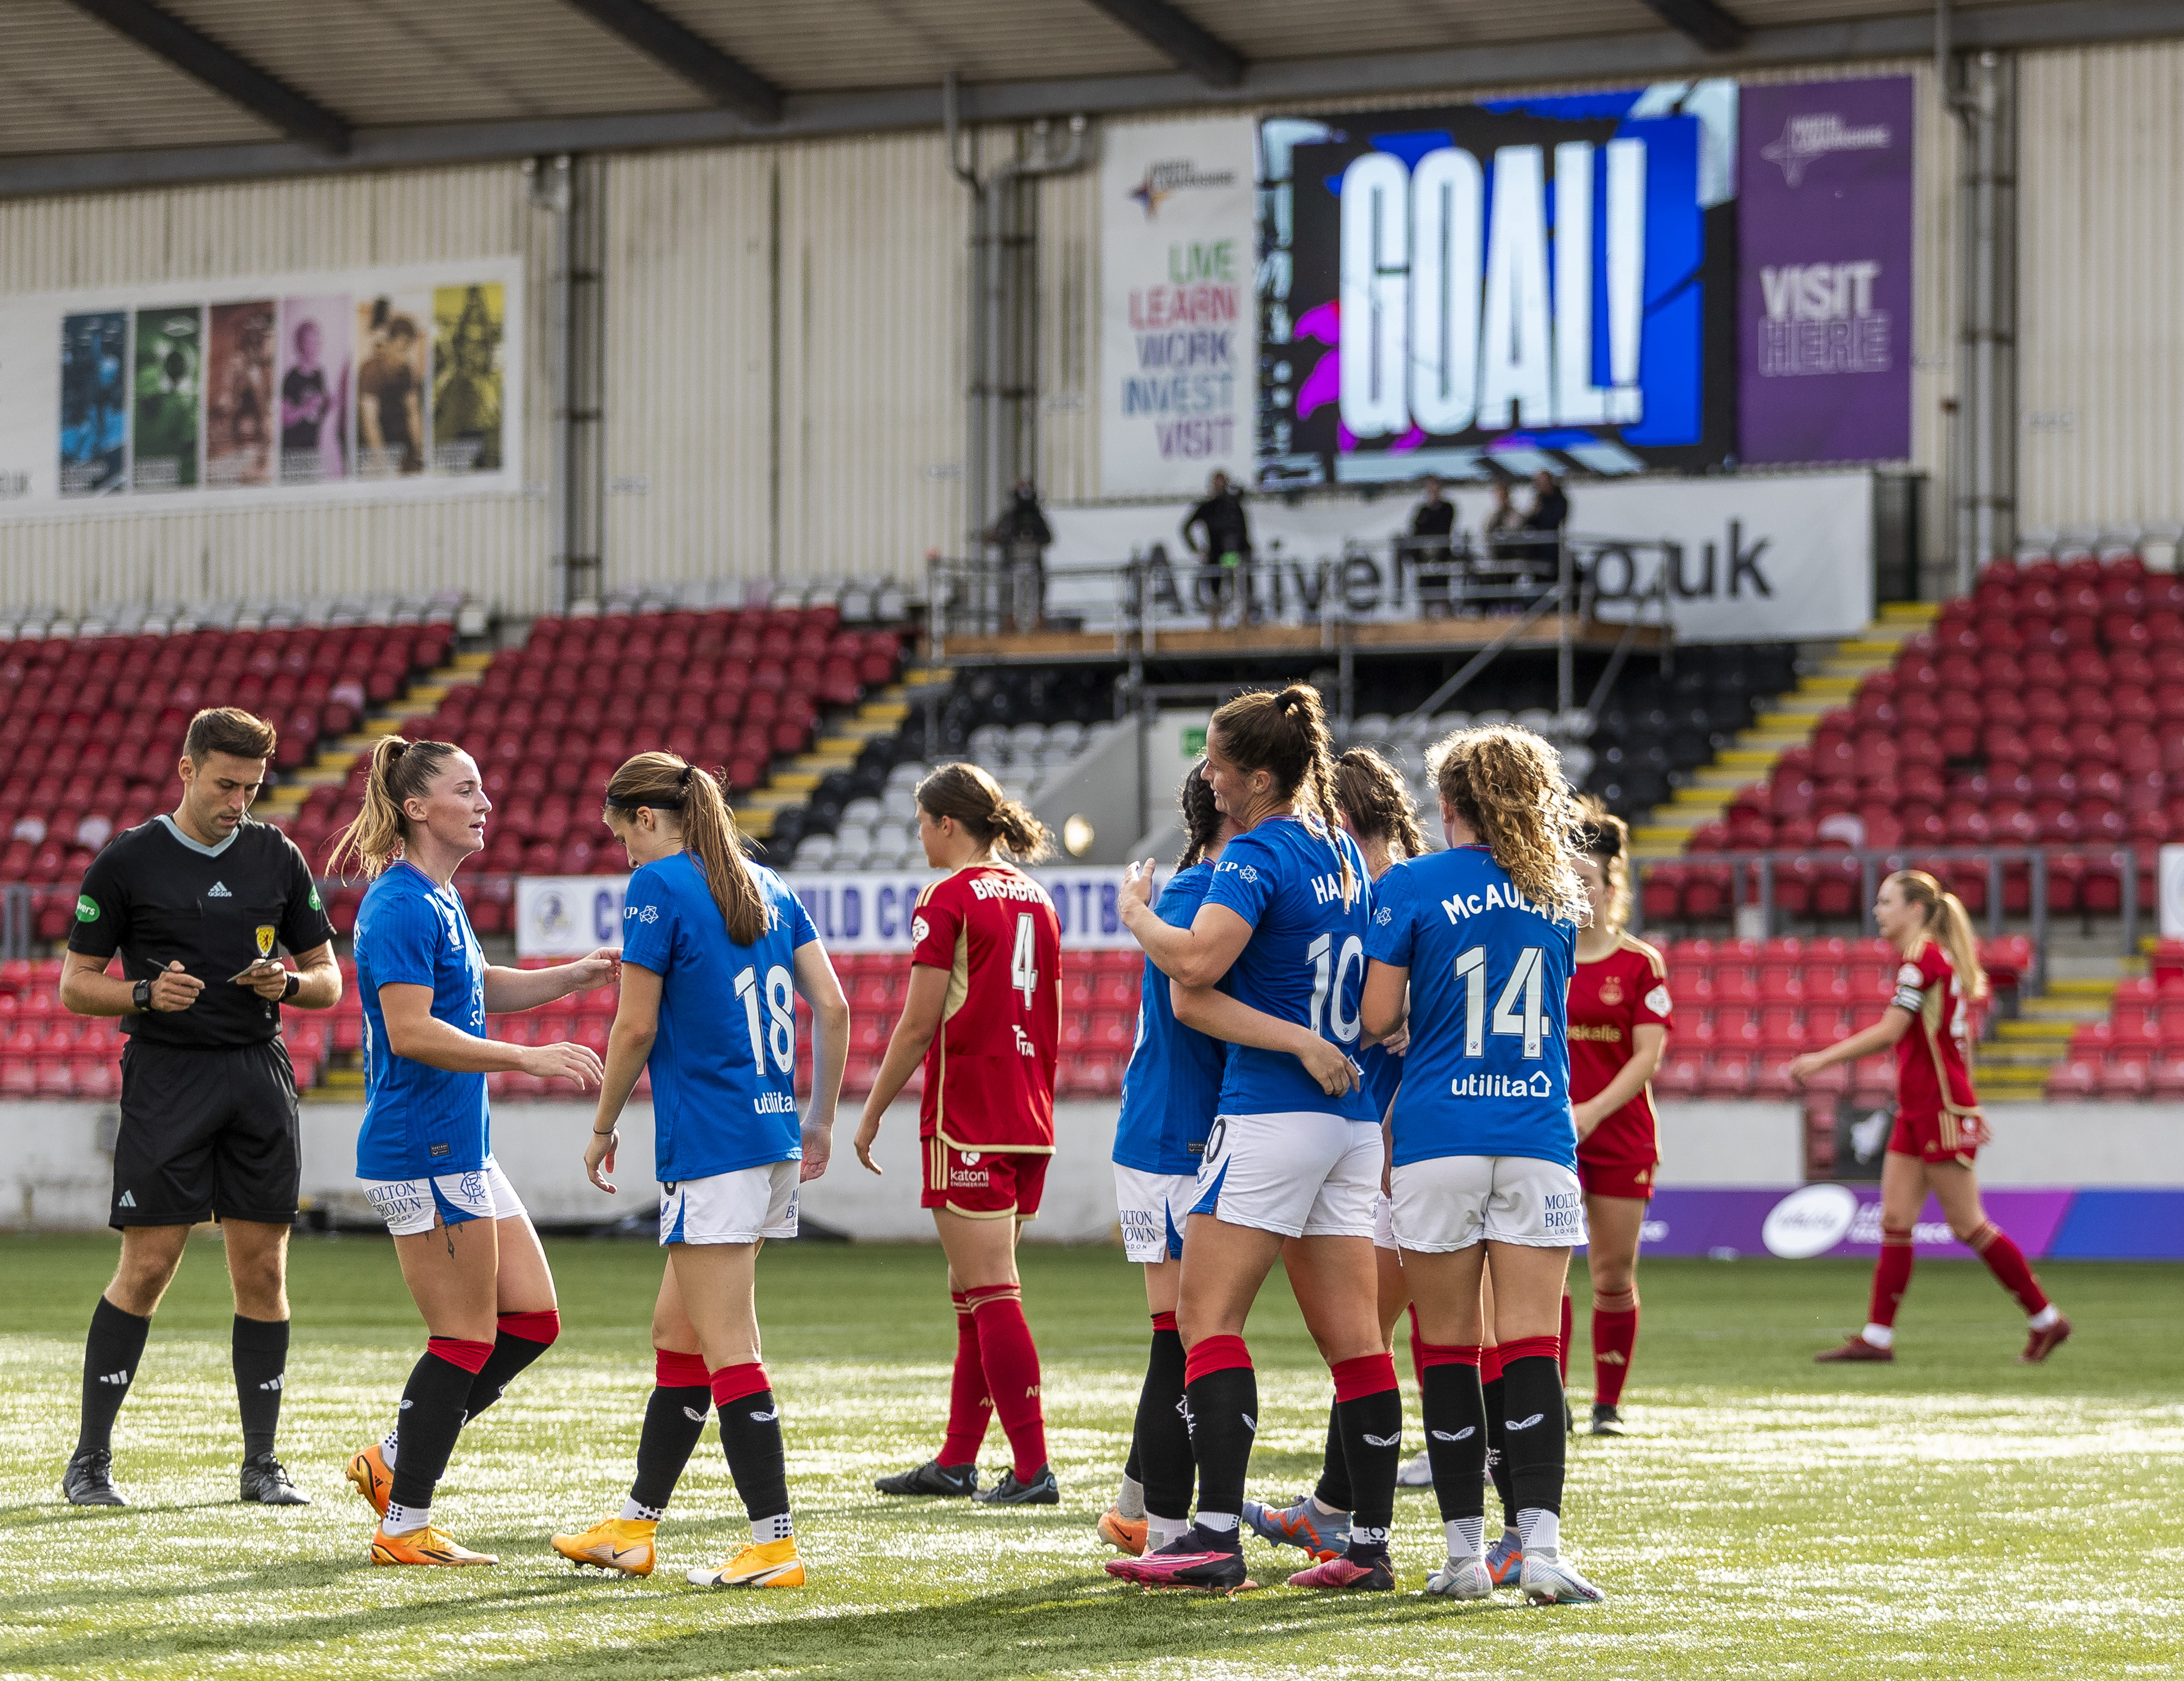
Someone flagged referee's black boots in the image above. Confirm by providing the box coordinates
[62,1447,126,1506]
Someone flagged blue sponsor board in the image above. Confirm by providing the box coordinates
[1627,1186,2184,1262]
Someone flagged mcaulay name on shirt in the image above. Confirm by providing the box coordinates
[1439,883,1548,922]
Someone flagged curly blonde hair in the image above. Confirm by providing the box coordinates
[1430,724,1586,923]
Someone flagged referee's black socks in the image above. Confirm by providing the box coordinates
[231,1315,289,1461]
[1330,1353,1401,1561]
[1496,1337,1567,1548]
[77,1296,149,1456]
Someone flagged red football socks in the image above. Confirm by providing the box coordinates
[1591,1288,1639,1409]
[1868,1227,1915,1329]
[938,1290,992,1466]
[966,1283,1046,1481]
[1966,1220,2050,1315]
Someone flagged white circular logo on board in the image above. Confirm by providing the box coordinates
[1761,1184,1859,1259]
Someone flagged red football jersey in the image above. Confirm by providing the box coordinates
[910,863,1061,1152]
[1890,937,1981,1124]
[1569,934,1672,1171]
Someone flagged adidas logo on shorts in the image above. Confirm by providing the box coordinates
[117,1191,136,1208]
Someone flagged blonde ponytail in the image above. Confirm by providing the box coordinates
[325,735,463,877]
[1430,724,1586,923]
[1887,870,1988,1000]
[605,752,766,945]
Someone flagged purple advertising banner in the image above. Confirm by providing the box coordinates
[1738,76,1915,465]
[1628,1187,2177,1261]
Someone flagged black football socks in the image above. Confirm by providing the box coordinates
[231,1314,289,1461]
[1135,1313,1195,1524]
[78,1296,150,1456]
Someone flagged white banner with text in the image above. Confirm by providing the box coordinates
[515,867,1158,959]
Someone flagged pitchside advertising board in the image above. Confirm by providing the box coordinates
[1640,1185,2184,1262]
[516,867,1154,959]
[0,257,523,512]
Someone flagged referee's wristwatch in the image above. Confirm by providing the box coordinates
[282,972,301,1003]
[132,978,154,1013]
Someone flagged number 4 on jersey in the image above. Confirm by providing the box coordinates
[1010,912,1039,1009]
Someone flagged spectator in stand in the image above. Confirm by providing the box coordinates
[988,478,1052,634]
[1481,479,1524,560]
[1407,476,1457,617]
[1182,471,1253,631]
[1522,470,1570,583]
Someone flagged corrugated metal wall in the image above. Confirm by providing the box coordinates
[2016,39,2184,537]
[0,164,555,615]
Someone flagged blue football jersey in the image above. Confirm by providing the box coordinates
[620,852,820,1182]
[1200,816,1376,1122]
[355,862,490,1180]
[1113,863,1226,1175]
[1364,846,1579,1170]
[1359,1041,1403,1124]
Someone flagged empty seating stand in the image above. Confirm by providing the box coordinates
[1651,553,2182,926]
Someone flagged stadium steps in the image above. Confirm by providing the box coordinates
[734,671,933,841]
[1630,602,1938,859]
[1984,973,2121,1101]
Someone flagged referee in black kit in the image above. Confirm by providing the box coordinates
[58,707,341,1507]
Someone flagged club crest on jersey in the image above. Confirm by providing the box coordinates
[1599,975,1624,1006]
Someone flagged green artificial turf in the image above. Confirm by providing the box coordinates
[1,1231,2177,1679]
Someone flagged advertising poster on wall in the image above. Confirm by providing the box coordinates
[1099,117,1257,497]
[277,294,350,484]
[131,304,201,492]
[205,299,276,489]
[1738,76,1915,464]
[431,282,505,475]
[1258,85,1739,490]
[355,291,429,479]
[0,259,521,513]
[59,311,129,497]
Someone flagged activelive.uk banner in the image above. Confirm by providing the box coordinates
[515,867,1158,959]
[1736,76,1915,465]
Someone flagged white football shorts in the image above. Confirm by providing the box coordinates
[1190,1111,1380,1240]
[660,1160,800,1246]
[1391,1153,1587,1253]
[1372,1191,1397,1252]
[1114,1165,1198,1262]
[362,1157,526,1238]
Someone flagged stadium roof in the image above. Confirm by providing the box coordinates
[0,0,2173,197]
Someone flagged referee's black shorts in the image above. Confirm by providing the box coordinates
[110,1040,301,1230]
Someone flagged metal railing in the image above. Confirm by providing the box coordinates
[1631,841,2154,994]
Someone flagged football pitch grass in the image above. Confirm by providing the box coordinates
[1,1233,2178,1680]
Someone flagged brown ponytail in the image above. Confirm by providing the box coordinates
[1207,683,1354,902]
[325,735,464,877]
[1334,747,1426,862]
[1886,869,1989,1000]
[1431,723,1586,923]
[915,762,1054,862]
[605,752,767,945]
[1574,795,1631,932]
[1177,760,1224,869]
